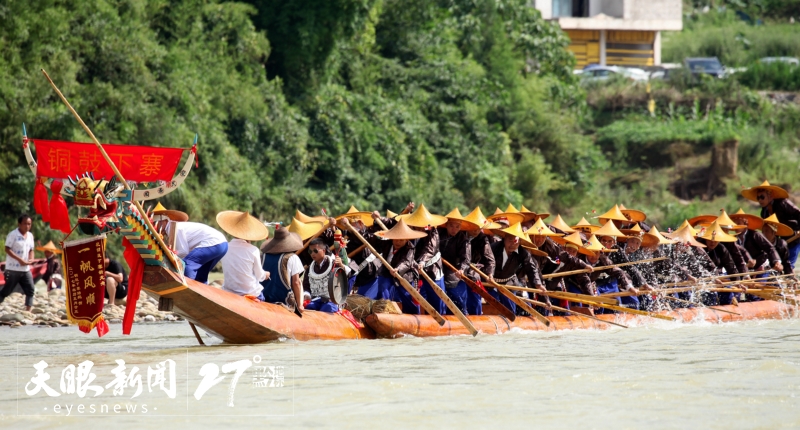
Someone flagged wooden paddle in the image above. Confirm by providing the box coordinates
[519,297,629,328]
[340,218,446,325]
[415,266,478,336]
[547,294,676,321]
[469,264,551,326]
[500,284,618,305]
[541,257,666,279]
[296,219,331,256]
[662,295,741,315]
[442,258,516,321]
[698,269,772,281]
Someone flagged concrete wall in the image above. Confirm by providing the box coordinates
[629,0,682,21]
[535,0,553,19]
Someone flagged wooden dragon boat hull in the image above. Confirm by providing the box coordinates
[141,266,375,343]
[365,300,796,338]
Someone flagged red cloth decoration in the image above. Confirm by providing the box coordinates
[48,180,71,233]
[191,143,199,168]
[62,235,108,337]
[336,309,363,329]
[33,139,185,182]
[122,237,144,335]
[33,178,51,222]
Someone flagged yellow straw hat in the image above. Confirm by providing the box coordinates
[504,203,535,222]
[396,203,448,228]
[487,207,525,226]
[596,205,629,223]
[687,214,717,228]
[36,241,62,254]
[715,209,747,232]
[461,207,501,231]
[295,209,328,225]
[667,220,699,237]
[741,180,789,202]
[153,203,189,222]
[376,219,428,240]
[729,208,764,230]
[335,206,374,227]
[520,237,549,257]
[554,231,585,249]
[667,224,706,248]
[386,209,398,219]
[762,214,794,237]
[549,214,576,234]
[594,220,630,239]
[499,222,536,248]
[620,223,643,237]
[697,221,738,243]
[571,216,601,233]
[581,235,615,256]
[216,211,269,241]
[618,204,647,222]
[642,226,676,247]
[520,205,549,221]
[444,208,480,230]
[527,218,563,237]
[287,217,325,241]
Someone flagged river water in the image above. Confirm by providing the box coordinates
[1,318,799,429]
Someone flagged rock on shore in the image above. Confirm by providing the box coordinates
[0,287,183,329]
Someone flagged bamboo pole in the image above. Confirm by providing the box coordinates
[519,297,629,328]
[416,266,478,336]
[41,69,182,273]
[550,294,675,321]
[500,284,618,305]
[340,218,446,325]
[542,257,667,279]
[469,264,551,326]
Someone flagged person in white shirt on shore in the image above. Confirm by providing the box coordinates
[1,214,36,311]
[217,211,270,299]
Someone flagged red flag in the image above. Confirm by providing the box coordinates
[122,237,144,335]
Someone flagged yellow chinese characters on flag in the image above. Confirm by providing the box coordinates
[62,235,109,337]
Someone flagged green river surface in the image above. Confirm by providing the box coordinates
[1,317,800,429]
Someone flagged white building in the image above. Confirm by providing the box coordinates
[534,0,683,68]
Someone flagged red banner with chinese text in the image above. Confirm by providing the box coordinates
[33,139,185,182]
[62,235,109,337]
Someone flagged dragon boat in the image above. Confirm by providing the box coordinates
[20,124,799,344]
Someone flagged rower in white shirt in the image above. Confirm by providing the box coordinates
[152,203,228,284]
[216,211,270,299]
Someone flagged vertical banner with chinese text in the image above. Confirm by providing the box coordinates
[62,235,109,337]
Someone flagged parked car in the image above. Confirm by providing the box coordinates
[580,66,649,83]
[760,57,800,66]
[684,57,725,78]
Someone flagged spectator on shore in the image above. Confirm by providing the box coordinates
[104,252,128,307]
[36,241,63,291]
[0,214,36,311]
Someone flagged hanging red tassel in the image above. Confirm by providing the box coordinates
[33,178,51,223]
[122,237,144,335]
[48,180,71,234]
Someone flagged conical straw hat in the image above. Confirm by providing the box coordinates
[386,209,398,219]
[36,241,62,254]
[741,180,789,201]
[549,214,576,233]
[571,216,601,233]
[520,238,548,257]
[499,222,536,248]
[287,217,325,241]
[397,203,448,228]
[554,231,584,249]
[505,203,536,222]
[580,235,615,256]
[642,226,676,247]
[665,220,698,237]
[697,221,738,243]
[376,219,428,240]
[260,226,302,254]
[620,223,643,236]
[714,209,747,231]
[762,214,794,237]
[295,209,328,225]
[460,207,501,231]
[668,224,706,247]
[594,220,630,238]
[216,211,269,241]
[619,204,647,222]
[444,208,480,230]
[596,205,628,223]
[527,218,562,237]
[335,206,374,227]
[729,208,764,230]
[687,214,717,227]
[153,203,189,222]
[487,207,525,226]
[520,205,549,221]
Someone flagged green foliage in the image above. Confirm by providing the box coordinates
[736,61,800,91]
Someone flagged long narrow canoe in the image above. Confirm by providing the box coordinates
[365,300,796,338]
[141,265,375,343]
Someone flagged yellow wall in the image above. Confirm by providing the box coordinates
[565,30,655,68]
[565,30,600,69]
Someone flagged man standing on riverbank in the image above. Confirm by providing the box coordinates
[0,214,36,311]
